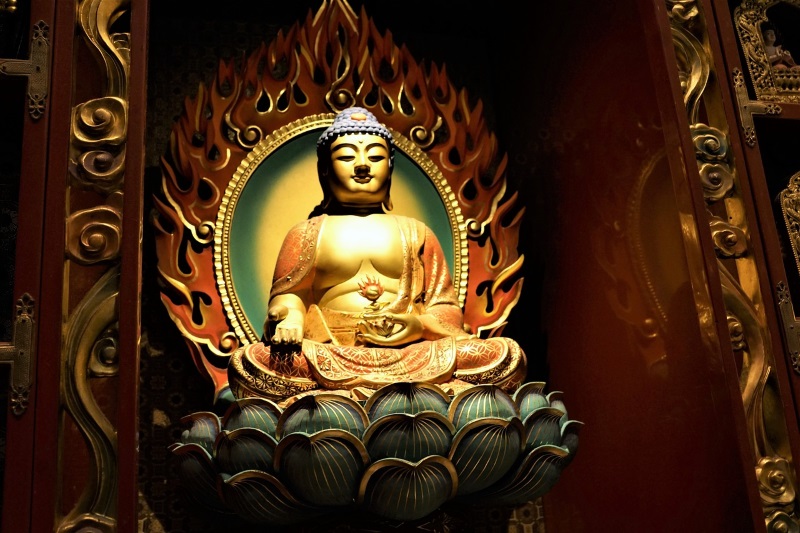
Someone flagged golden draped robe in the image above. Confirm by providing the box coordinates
[228,214,526,401]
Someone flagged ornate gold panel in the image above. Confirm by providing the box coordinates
[781,172,800,287]
[735,0,800,103]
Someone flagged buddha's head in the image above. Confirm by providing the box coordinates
[761,23,780,46]
[313,107,395,215]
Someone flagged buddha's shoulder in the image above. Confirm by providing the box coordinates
[280,216,325,242]
[389,214,430,235]
[301,213,430,233]
[294,215,327,230]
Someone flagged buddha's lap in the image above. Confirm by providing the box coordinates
[228,336,527,400]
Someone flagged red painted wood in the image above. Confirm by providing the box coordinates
[28,0,77,530]
[117,0,150,529]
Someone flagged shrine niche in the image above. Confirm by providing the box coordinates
[736,0,800,102]
[153,0,580,526]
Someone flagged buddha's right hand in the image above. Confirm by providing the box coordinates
[273,321,303,345]
[265,305,303,346]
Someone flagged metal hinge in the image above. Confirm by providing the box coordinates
[0,293,35,415]
[732,68,781,148]
[0,20,50,120]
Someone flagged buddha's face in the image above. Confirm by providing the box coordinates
[328,133,391,206]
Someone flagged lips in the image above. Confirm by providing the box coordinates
[352,176,373,183]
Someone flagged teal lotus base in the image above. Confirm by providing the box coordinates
[170,382,581,526]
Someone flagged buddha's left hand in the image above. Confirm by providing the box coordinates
[357,312,423,346]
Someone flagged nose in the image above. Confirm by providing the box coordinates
[355,153,370,173]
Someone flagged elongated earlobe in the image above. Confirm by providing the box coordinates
[382,176,393,212]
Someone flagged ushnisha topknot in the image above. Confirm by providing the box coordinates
[317,106,394,148]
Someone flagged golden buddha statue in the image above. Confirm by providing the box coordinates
[228,107,527,403]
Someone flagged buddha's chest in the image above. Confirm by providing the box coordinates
[314,216,405,280]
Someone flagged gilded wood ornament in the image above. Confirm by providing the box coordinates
[0,0,17,14]
[155,0,525,394]
[59,268,120,532]
[671,2,800,530]
[66,190,123,265]
[777,282,800,374]
[735,0,800,103]
[69,97,128,192]
[781,173,800,287]
[777,174,800,377]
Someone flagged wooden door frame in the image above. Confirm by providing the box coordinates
[0,0,55,530]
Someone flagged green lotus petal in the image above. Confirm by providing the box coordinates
[474,444,570,506]
[547,391,569,424]
[168,442,226,511]
[523,406,565,450]
[179,412,222,454]
[560,420,583,465]
[512,382,548,419]
[365,382,451,419]
[358,456,457,521]
[215,428,278,474]
[219,470,325,525]
[276,394,369,439]
[363,412,454,461]
[275,429,369,507]
[449,385,519,430]
[449,417,524,495]
[222,397,282,434]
